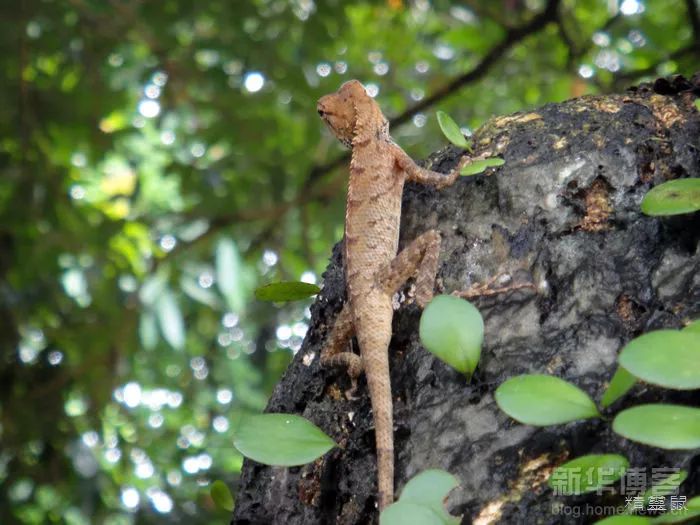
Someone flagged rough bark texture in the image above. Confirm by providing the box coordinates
[233,76,700,525]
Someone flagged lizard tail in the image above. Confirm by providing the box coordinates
[364,345,394,511]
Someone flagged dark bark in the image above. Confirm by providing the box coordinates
[233,75,700,525]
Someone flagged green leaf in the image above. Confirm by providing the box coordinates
[98,110,129,133]
[695,99,700,111]
[660,495,700,523]
[380,502,445,525]
[436,111,470,150]
[254,281,320,302]
[180,276,223,309]
[640,178,700,216]
[156,289,185,350]
[460,157,505,176]
[683,319,700,334]
[613,404,700,449]
[399,469,459,524]
[381,469,460,525]
[139,273,167,306]
[138,310,159,350]
[210,480,234,511]
[216,237,245,312]
[641,470,687,502]
[618,330,700,390]
[233,414,336,466]
[651,507,700,524]
[601,366,637,408]
[399,469,459,504]
[419,295,483,376]
[548,454,629,495]
[595,517,651,525]
[642,473,695,523]
[495,374,600,425]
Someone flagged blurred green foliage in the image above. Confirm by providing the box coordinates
[0,0,697,522]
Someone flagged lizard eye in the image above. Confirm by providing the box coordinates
[317,109,325,116]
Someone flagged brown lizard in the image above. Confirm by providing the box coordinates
[317,80,469,510]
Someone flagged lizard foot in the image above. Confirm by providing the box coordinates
[344,377,361,401]
[452,271,535,300]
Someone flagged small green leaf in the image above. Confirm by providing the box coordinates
[641,470,687,502]
[381,469,460,525]
[254,281,320,302]
[548,454,628,495]
[694,99,700,111]
[601,367,637,408]
[651,507,700,524]
[460,157,505,176]
[139,273,167,306]
[210,480,234,511]
[683,319,700,334]
[181,276,223,309]
[380,502,445,525]
[156,289,185,350]
[436,111,470,149]
[399,469,459,504]
[495,374,600,425]
[216,237,245,312]
[595,517,651,524]
[233,414,336,466]
[139,310,159,350]
[641,473,694,522]
[641,178,700,216]
[99,110,129,133]
[619,330,700,390]
[419,295,483,376]
[399,469,459,523]
[613,404,700,449]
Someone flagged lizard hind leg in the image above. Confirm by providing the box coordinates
[452,271,536,300]
[380,229,442,308]
[320,303,363,397]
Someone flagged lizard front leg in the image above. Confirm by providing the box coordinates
[452,272,535,299]
[393,148,535,301]
[393,145,469,189]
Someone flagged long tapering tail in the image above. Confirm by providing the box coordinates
[364,346,394,510]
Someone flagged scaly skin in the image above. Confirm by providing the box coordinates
[317,80,467,511]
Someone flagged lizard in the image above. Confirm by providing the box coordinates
[316,80,470,511]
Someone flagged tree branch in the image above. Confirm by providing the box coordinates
[610,44,700,90]
[164,0,562,263]
[555,8,621,72]
[390,0,561,129]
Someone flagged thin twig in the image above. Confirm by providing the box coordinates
[610,44,700,90]
[164,0,563,262]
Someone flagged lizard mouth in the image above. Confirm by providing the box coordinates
[316,99,352,148]
[317,105,333,119]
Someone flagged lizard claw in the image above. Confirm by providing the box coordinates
[437,154,470,189]
[345,377,361,400]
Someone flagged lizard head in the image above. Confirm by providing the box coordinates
[317,80,388,148]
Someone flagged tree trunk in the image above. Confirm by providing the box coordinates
[232,75,700,525]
